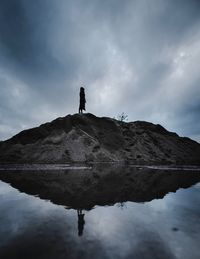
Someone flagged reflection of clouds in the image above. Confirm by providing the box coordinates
[146,183,200,220]
[0,181,68,246]
[0,181,16,195]
[193,182,200,189]
[86,203,176,258]
[85,189,200,258]
[0,181,200,258]
[147,198,169,213]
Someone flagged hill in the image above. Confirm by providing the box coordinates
[0,113,200,164]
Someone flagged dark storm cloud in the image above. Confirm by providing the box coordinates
[0,1,75,82]
[0,0,200,141]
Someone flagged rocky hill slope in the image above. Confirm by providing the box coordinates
[0,113,200,164]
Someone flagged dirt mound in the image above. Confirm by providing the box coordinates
[0,113,200,164]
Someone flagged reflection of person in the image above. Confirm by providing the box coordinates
[79,87,86,114]
[77,209,85,236]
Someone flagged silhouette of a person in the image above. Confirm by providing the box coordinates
[77,209,85,236]
[79,87,86,114]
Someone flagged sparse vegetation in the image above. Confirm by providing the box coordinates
[117,112,128,122]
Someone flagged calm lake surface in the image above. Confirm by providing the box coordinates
[0,164,200,259]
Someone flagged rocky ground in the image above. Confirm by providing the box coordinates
[0,113,200,164]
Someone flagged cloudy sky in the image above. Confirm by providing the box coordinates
[0,0,200,142]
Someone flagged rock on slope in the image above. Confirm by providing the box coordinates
[0,113,200,164]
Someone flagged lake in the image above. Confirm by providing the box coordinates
[0,164,200,259]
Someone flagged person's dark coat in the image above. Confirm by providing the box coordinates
[79,88,86,111]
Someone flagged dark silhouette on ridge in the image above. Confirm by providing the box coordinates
[79,87,86,114]
[77,209,85,236]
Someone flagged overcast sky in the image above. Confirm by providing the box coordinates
[0,0,200,142]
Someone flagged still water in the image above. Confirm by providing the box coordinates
[0,165,200,259]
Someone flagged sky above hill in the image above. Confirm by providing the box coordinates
[0,0,200,142]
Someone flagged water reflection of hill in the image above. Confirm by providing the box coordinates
[0,165,200,210]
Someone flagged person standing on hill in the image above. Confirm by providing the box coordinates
[79,87,86,114]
